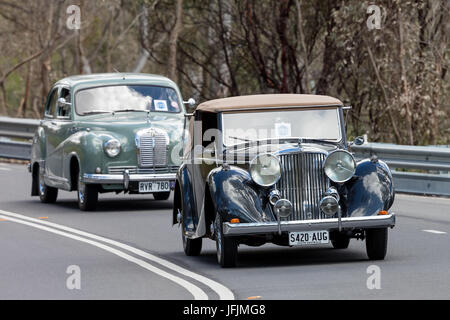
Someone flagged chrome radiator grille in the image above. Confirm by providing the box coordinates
[276,152,330,221]
[138,133,168,167]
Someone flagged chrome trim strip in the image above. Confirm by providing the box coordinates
[222,214,396,236]
[83,173,177,184]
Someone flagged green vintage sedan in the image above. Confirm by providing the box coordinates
[29,73,190,211]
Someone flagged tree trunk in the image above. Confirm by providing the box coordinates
[133,4,150,73]
[295,0,311,93]
[398,7,414,145]
[16,61,33,117]
[168,0,183,81]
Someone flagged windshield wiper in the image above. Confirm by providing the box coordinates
[113,109,148,113]
[228,136,251,142]
[81,110,110,115]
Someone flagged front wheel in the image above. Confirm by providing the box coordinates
[366,228,388,260]
[181,218,202,256]
[77,175,98,211]
[39,173,58,203]
[215,214,238,268]
[331,232,350,249]
[153,191,171,201]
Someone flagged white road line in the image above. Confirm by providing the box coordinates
[422,229,447,234]
[0,213,208,300]
[0,167,11,171]
[0,209,235,300]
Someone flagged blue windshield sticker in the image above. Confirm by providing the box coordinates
[274,122,291,137]
[154,100,168,111]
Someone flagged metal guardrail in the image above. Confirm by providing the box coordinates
[0,117,448,196]
[0,139,32,160]
[0,116,39,139]
[351,143,449,196]
[0,116,37,161]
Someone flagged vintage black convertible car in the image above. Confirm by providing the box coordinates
[173,94,395,267]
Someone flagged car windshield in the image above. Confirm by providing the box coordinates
[75,85,182,115]
[222,108,341,146]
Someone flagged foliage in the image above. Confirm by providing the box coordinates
[0,0,448,145]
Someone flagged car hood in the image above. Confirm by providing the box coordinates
[74,112,184,167]
[75,112,183,139]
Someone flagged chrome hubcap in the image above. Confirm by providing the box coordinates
[39,175,45,195]
[215,216,222,261]
[78,177,85,204]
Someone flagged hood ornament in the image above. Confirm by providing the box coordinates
[298,138,303,151]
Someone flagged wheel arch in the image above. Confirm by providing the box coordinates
[172,180,182,225]
[69,153,81,191]
[31,161,40,196]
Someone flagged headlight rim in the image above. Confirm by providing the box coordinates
[104,138,121,158]
[324,149,356,183]
[249,153,282,187]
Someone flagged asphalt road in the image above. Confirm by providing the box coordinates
[0,162,449,300]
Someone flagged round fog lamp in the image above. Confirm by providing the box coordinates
[274,199,293,218]
[320,196,339,216]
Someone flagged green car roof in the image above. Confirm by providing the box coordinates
[55,73,177,89]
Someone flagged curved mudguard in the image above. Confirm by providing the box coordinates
[207,166,274,224]
[173,165,198,232]
[344,159,395,217]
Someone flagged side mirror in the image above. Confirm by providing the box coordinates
[57,97,71,118]
[58,97,71,107]
[183,98,196,113]
[354,136,365,146]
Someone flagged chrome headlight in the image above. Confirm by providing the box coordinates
[249,153,281,187]
[324,150,356,183]
[104,139,121,157]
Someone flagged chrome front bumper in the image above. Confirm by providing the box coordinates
[223,214,396,236]
[83,173,176,185]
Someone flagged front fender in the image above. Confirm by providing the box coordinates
[173,165,197,232]
[62,131,105,177]
[344,159,395,217]
[207,166,272,224]
[30,126,45,164]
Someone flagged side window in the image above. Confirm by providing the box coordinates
[200,111,218,149]
[56,87,71,118]
[182,115,195,159]
[44,88,58,118]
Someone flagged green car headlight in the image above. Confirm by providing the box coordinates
[324,150,356,183]
[104,139,121,157]
[250,153,281,187]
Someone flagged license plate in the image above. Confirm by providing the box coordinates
[289,230,330,246]
[138,181,170,193]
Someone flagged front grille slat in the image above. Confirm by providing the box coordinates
[139,133,168,167]
[276,152,330,221]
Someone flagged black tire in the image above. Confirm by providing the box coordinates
[153,191,171,201]
[366,228,388,260]
[215,214,238,268]
[77,175,98,211]
[331,232,350,249]
[181,220,202,256]
[38,172,58,203]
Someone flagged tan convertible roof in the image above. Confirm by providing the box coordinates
[196,94,343,112]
